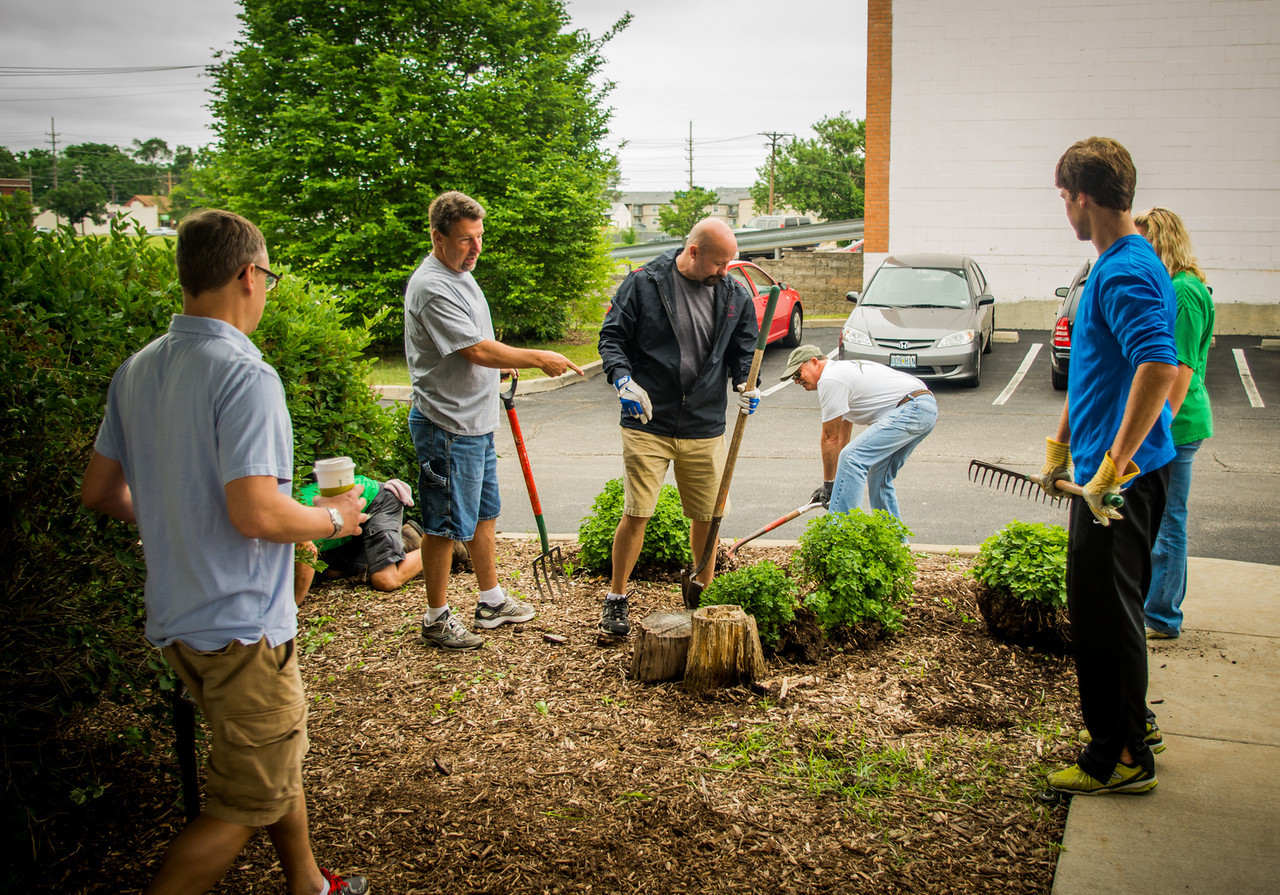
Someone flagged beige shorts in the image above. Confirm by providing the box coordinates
[163,637,309,827]
[621,428,729,521]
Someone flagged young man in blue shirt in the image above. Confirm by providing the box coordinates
[82,209,371,894]
[1034,137,1178,796]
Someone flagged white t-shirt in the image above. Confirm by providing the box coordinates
[817,359,928,426]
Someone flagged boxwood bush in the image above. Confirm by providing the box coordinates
[970,520,1068,610]
[0,209,415,865]
[576,477,691,575]
[793,510,916,635]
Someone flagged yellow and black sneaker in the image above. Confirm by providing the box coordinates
[1047,761,1158,795]
[1079,720,1165,754]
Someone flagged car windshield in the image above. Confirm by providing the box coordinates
[861,267,970,309]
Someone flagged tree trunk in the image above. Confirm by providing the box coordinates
[628,610,693,683]
[684,605,765,693]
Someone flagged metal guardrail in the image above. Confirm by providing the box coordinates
[608,218,865,265]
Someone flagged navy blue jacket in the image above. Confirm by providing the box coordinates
[598,248,758,439]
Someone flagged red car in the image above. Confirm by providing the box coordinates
[727,260,805,347]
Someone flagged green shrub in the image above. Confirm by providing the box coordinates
[577,478,691,575]
[0,208,414,866]
[970,520,1068,610]
[794,510,916,635]
[700,561,797,651]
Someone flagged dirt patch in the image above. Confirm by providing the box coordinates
[38,545,1080,894]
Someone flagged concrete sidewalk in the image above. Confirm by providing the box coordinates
[1051,557,1280,895]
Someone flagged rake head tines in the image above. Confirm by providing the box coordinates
[967,459,1064,507]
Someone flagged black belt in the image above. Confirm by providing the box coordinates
[897,388,932,407]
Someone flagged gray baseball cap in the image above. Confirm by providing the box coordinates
[780,345,825,381]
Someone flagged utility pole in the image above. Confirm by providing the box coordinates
[759,131,792,213]
[47,117,60,188]
[686,121,694,189]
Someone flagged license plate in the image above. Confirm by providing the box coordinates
[890,354,917,369]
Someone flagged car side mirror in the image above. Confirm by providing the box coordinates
[846,291,860,303]
[779,282,789,291]
[978,295,994,306]
[1055,287,1069,298]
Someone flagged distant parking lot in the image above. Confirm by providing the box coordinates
[491,327,1280,567]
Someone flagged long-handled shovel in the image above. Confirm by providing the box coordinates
[726,499,824,561]
[500,372,567,599]
[681,285,781,609]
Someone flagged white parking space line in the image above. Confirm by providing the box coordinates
[1233,348,1266,407]
[993,343,1043,406]
[761,346,839,397]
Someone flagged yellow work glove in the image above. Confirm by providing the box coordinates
[1082,451,1140,526]
[1029,437,1072,498]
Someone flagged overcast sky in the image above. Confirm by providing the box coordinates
[0,0,867,191]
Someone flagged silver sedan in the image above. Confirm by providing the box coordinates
[838,253,995,387]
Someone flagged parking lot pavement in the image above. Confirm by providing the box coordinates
[482,328,1279,566]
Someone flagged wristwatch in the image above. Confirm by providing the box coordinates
[326,507,343,538]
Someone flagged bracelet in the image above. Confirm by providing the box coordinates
[326,507,343,538]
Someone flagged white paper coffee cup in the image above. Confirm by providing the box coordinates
[314,457,356,496]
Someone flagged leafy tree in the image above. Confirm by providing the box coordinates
[657,186,719,240]
[0,146,22,178]
[42,180,108,232]
[750,113,866,222]
[63,142,158,203]
[205,0,628,345]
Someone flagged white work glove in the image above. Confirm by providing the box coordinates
[1029,437,1072,499]
[737,382,761,416]
[1082,452,1139,526]
[615,375,653,424]
[383,478,414,507]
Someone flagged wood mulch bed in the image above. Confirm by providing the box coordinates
[39,542,1080,894]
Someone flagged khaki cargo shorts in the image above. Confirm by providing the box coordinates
[163,637,309,827]
[621,428,729,522]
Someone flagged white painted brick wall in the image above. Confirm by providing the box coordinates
[887,0,1280,309]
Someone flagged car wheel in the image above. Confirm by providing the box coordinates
[965,351,981,388]
[782,307,803,347]
[1051,364,1067,391]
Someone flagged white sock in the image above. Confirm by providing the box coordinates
[426,604,449,624]
[479,586,506,607]
[606,592,627,602]
[317,881,330,895]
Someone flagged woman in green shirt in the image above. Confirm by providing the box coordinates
[1135,208,1215,639]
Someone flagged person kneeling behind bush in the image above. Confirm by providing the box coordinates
[295,474,422,604]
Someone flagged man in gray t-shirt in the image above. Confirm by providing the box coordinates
[404,190,583,651]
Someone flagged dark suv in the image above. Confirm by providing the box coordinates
[1050,260,1090,390]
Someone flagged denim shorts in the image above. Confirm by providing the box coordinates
[408,406,500,542]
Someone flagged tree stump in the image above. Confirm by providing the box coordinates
[684,605,765,693]
[628,610,693,682]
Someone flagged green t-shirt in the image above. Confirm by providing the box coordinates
[1169,270,1214,445]
[299,474,380,552]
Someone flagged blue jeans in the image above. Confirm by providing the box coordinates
[828,394,937,521]
[408,407,500,542]
[1144,440,1202,636]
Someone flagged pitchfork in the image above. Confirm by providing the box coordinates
[500,372,567,600]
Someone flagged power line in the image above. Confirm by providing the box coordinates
[0,65,211,76]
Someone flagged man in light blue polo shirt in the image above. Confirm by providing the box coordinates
[82,209,371,895]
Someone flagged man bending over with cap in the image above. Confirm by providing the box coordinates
[784,345,937,524]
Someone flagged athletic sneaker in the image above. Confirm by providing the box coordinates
[1047,761,1158,795]
[1079,720,1166,754]
[599,596,630,636]
[421,609,484,650]
[1146,627,1179,640]
[320,867,370,894]
[474,595,537,629]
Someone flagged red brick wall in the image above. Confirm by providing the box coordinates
[865,0,892,252]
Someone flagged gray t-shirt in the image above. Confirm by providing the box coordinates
[671,270,716,390]
[404,253,499,436]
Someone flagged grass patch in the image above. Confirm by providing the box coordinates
[366,327,601,385]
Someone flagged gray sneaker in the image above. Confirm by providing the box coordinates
[474,595,537,629]
[421,608,484,650]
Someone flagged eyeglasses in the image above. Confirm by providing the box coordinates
[240,264,280,292]
[791,370,805,383]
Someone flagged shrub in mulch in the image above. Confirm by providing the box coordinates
[970,521,1072,654]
